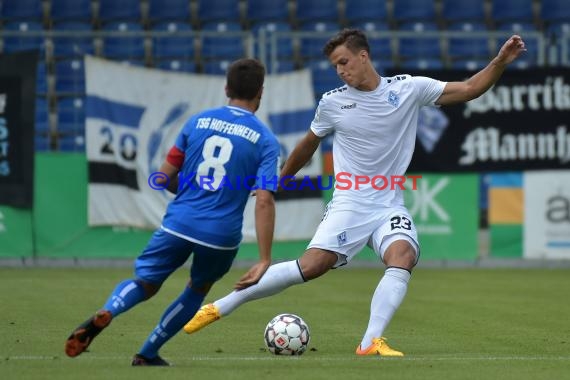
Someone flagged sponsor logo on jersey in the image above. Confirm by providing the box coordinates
[340,102,357,109]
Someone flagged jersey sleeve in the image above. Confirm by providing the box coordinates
[412,76,447,107]
[310,97,334,137]
[255,134,281,192]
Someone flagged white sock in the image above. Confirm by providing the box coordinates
[360,267,411,349]
[214,260,305,316]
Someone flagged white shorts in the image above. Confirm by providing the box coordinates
[307,200,420,268]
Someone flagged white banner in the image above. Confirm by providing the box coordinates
[523,171,570,259]
[85,56,323,241]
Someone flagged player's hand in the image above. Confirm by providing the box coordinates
[496,35,526,65]
[234,260,271,290]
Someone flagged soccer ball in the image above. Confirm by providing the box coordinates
[264,313,310,355]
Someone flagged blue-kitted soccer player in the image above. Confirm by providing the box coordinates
[65,58,280,366]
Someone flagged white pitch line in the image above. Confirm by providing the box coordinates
[4,355,570,362]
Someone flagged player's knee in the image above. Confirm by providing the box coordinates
[136,279,161,300]
[383,241,417,270]
[298,249,337,280]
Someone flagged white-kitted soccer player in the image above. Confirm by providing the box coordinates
[184,29,526,356]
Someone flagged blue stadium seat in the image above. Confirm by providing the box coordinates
[397,22,441,60]
[491,0,534,24]
[400,58,444,70]
[55,59,85,95]
[200,22,245,60]
[447,22,490,60]
[50,0,93,23]
[441,0,485,23]
[0,0,43,21]
[307,59,344,99]
[392,0,436,23]
[196,0,241,25]
[202,60,231,75]
[295,0,340,25]
[344,0,388,24]
[101,22,146,60]
[272,60,296,73]
[156,59,197,73]
[451,59,488,71]
[2,21,45,53]
[52,22,95,59]
[547,22,570,39]
[299,21,337,60]
[35,134,51,151]
[57,135,85,151]
[247,0,290,25]
[56,97,85,135]
[541,0,570,23]
[36,61,48,95]
[35,97,50,133]
[252,22,294,64]
[354,21,392,58]
[98,0,142,23]
[152,22,195,59]
[148,0,191,23]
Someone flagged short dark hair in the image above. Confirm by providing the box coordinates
[323,28,370,57]
[226,58,265,100]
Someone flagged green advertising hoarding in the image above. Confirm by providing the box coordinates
[0,206,33,257]
[403,173,479,260]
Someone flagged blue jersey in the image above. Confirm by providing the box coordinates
[161,105,280,248]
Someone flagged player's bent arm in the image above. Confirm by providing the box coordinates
[157,161,180,194]
[280,130,321,179]
[436,34,526,106]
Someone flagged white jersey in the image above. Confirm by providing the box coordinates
[310,74,446,207]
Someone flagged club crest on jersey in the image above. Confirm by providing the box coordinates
[337,231,347,246]
[388,91,400,108]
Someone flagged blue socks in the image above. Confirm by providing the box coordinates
[103,279,146,317]
[138,286,204,359]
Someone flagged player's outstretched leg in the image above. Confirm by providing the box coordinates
[355,337,404,357]
[65,310,113,357]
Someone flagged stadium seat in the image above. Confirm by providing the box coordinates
[0,0,43,21]
[101,22,146,60]
[354,21,392,59]
[441,0,485,23]
[36,61,48,95]
[451,59,488,71]
[148,0,191,23]
[392,0,436,24]
[57,135,85,151]
[52,22,95,59]
[98,0,142,23]
[200,22,245,60]
[307,59,344,99]
[156,59,197,73]
[295,0,340,25]
[400,58,444,70]
[547,22,570,39]
[447,22,490,60]
[299,21,338,60]
[397,22,441,60]
[272,60,296,73]
[541,0,570,23]
[35,97,50,134]
[56,97,85,135]
[35,134,51,151]
[50,0,93,23]
[2,21,45,54]
[344,0,388,24]
[246,0,290,25]
[252,22,294,65]
[55,59,85,95]
[196,0,241,25]
[152,22,196,59]
[202,60,231,75]
[491,0,534,25]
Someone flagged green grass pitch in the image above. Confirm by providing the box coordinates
[1,266,569,380]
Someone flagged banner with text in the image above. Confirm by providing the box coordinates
[402,69,570,173]
[86,56,322,241]
[0,51,37,208]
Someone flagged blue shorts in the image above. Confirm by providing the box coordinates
[134,228,238,288]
